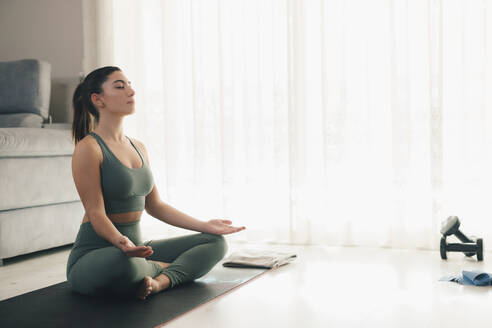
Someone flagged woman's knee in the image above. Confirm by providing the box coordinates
[203,233,228,259]
[67,249,148,296]
[112,256,145,281]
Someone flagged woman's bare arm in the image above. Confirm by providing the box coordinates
[145,187,207,232]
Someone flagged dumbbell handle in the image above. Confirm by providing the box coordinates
[446,242,478,252]
[454,230,473,243]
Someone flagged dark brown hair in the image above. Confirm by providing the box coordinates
[71,66,121,144]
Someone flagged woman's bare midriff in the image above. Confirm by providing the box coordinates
[81,211,143,224]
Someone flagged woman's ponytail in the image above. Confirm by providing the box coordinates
[72,82,93,144]
[71,66,121,144]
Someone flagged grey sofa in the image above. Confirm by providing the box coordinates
[0,59,83,265]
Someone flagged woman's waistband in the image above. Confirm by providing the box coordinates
[74,220,144,248]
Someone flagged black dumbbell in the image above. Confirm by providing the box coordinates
[440,216,483,261]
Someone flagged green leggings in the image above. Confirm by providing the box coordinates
[66,221,227,297]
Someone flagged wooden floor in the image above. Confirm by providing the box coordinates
[1,242,490,327]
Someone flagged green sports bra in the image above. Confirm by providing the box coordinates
[89,132,154,214]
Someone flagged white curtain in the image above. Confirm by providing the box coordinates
[83,0,492,250]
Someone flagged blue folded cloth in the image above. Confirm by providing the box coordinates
[439,270,492,286]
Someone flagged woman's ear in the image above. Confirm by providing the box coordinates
[90,93,105,108]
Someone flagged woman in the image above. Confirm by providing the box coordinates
[66,66,245,300]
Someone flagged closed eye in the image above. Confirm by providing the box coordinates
[112,79,131,88]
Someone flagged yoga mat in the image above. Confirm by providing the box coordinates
[0,265,269,328]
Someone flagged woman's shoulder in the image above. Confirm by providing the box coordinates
[73,133,103,162]
[75,133,99,150]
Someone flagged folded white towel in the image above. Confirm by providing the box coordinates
[222,249,297,269]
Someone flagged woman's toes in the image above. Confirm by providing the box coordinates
[137,276,153,300]
[146,285,152,296]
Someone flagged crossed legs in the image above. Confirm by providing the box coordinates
[67,233,227,299]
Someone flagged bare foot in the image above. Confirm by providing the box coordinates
[136,274,171,300]
[136,276,154,300]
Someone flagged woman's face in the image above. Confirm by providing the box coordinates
[92,71,136,115]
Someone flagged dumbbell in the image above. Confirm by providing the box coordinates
[440,216,483,261]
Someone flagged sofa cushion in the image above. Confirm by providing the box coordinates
[0,155,79,211]
[0,202,83,259]
[0,113,44,128]
[0,127,74,157]
[0,127,78,211]
[0,59,51,120]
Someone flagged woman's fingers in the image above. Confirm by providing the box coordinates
[231,226,245,233]
[127,246,151,253]
[124,245,153,258]
[137,246,153,257]
[128,249,153,258]
[135,245,152,251]
[222,225,245,234]
[206,219,246,235]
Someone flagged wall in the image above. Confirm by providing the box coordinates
[0,0,84,123]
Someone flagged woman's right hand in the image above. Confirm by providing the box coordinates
[117,235,153,258]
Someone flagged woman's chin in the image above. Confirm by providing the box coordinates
[125,106,136,115]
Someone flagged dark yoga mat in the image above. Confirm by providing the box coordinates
[0,265,269,328]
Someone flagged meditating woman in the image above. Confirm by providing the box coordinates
[66,66,245,300]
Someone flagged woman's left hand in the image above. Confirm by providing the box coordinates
[204,219,246,235]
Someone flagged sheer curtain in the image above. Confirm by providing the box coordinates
[83,0,492,249]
